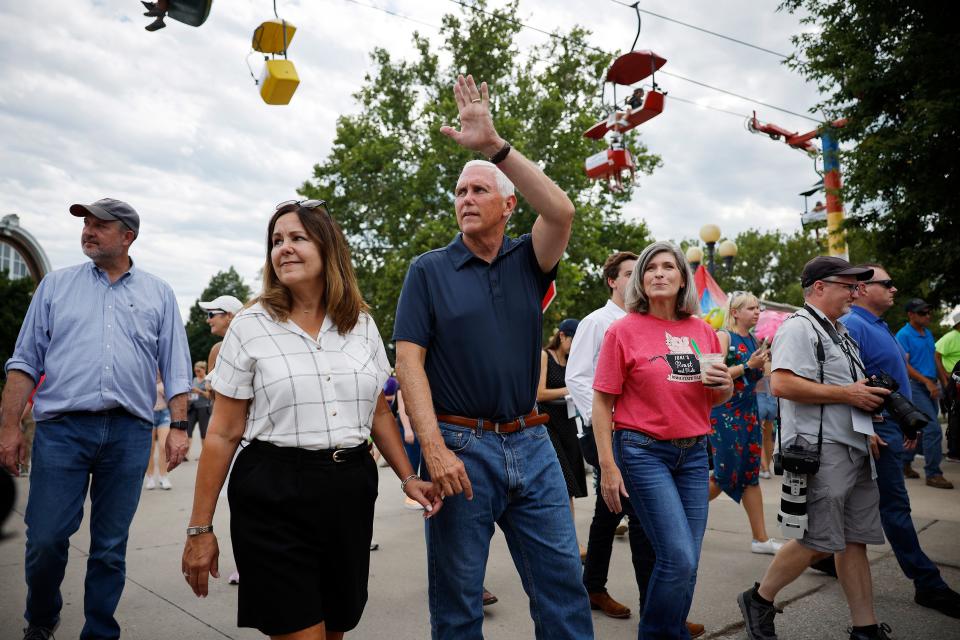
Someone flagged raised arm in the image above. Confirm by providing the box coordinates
[440,74,574,272]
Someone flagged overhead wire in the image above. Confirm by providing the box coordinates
[607,0,791,59]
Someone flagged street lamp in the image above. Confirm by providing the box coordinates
[699,224,722,275]
[685,246,703,271]
[718,239,738,270]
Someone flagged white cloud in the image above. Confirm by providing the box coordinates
[1,0,827,319]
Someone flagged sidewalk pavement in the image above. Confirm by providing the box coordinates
[1,439,958,639]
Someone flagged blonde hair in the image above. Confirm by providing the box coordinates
[723,291,759,331]
[258,203,368,334]
[193,360,207,370]
[625,241,699,318]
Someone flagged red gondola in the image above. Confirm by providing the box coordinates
[583,3,667,191]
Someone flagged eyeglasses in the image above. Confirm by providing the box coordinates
[864,279,895,289]
[275,199,327,212]
[819,279,859,293]
[206,310,226,319]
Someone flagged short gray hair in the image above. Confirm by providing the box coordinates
[625,241,699,318]
[460,160,515,198]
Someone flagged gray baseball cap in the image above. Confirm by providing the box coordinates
[70,198,140,238]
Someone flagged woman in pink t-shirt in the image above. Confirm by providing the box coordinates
[592,241,733,639]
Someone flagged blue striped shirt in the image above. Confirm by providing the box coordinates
[5,261,192,423]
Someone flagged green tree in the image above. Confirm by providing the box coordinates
[185,267,252,364]
[0,270,35,390]
[298,0,660,350]
[779,1,960,308]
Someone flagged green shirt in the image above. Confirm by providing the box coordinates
[935,329,960,374]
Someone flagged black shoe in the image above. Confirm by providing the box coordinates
[23,625,56,640]
[145,17,166,31]
[810,555,838,578]
[915,586,960,618]
[141,1,158,9]
[737,584,780,640]
[848,622,893,639]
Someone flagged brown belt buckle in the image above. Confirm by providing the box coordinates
[332,449,347,462]
[671,437,699,449]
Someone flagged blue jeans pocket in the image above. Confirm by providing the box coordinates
[439,425,473,454]
[622,430,655,449]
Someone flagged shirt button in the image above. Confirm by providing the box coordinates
[326,376,331,382]
[331,410,338,416]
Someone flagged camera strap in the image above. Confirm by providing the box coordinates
[777,309,829,458]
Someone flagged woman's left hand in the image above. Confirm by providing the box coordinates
[403,479,444,518]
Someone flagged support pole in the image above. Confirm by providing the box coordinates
[820,130,848,260]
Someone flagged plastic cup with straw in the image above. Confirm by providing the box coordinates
[692,338,723,387]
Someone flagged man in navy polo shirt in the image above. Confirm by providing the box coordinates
[394,74,591,639]
[896,298,951,488]
[843,264,960,619]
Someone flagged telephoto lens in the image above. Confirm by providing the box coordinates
[777,471,809,539]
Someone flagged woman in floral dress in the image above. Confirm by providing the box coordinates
[708,292,782,555]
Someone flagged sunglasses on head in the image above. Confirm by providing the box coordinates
[206,310,226,319]
[864,279,895,289]
[275,199,327,213]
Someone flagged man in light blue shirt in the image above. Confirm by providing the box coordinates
[0,198,192,640]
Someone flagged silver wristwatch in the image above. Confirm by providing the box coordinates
[186,524,213,536]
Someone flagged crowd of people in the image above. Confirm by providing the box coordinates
[2,73,960,640]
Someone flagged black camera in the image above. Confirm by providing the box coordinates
[864,371,929,439]
[773,444,821,476]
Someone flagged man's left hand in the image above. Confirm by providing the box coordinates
[925,379,941,401]
[870,434,888,460]
[439,74,504,157]
[166,428,189,471]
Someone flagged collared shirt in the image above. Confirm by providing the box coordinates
[895,323,937,380]
[208,303,390,449]
[393,233,557,422]
[773,303,870,453]
[5,261,192,424]
[565,299,626,425]
[842,305,911,400]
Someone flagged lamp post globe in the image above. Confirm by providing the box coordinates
[686,246,703,271]
[699,224,722,275]
[718,239,738,270]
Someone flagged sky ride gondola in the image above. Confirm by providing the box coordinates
[583,2,667,192]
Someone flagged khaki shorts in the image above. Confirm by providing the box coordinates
[800,441,884,553]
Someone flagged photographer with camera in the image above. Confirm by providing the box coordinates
[738,257,894,640]
[842,267,960,619]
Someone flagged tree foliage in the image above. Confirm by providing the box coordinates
[0,270,35,389]
[185,267,252,364]
[299,1,661,352]
[780,1,960,308]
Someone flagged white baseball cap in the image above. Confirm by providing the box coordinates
[198,295,244,314]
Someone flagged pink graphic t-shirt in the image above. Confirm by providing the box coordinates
[593,312,722,439]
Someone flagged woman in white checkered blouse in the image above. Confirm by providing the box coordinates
[181,200,443,639]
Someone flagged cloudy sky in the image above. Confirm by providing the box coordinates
[0,0,826,317]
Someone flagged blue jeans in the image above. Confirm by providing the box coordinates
[614,430,709,640]
[397,417,422,474]
[24,412,153,639]
[905,381,944,477]
[422,422,593,640]
[874,418,946,592]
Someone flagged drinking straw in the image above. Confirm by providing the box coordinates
[690,338,704,358]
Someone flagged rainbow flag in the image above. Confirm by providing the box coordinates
[693,265,728,328]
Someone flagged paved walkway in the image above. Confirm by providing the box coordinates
[1,439,958,639]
